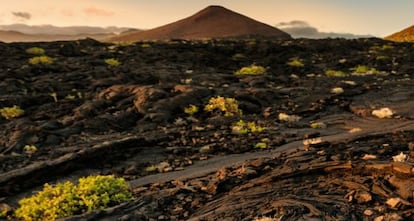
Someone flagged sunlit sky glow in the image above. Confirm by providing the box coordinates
[1,0,413,37]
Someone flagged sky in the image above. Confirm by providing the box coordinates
[0,0,413,37]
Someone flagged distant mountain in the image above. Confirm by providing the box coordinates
[276,21,373,39]
[0,24,138,42]
[109,5,291,42]
[385,25,414,42]
[0,24,133,35]
[0,30,34,42]
[0,30,119,43]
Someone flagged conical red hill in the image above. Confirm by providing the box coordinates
[385,25,414,42]
[109,5,291,41]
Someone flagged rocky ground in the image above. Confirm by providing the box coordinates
[1,38,414,220]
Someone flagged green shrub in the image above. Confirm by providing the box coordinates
[325,69,348,77]
[104,58,121,67]
[23,145,37,154]
[351,65,378,75]
[184,104,199,115]
[25,47,45,55]
[232,120,264,134]
[204,96,242,117]
[28,56,54,65]
[0,105,24,119]
[235,64,266,75]
[376,55,390,61]
[287,59,304,67]
[310,122,327,129]
[254,142,267,149]
[15,175,132,221]
[0,206,9,219]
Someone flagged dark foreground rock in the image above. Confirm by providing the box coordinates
[1,38,414,220]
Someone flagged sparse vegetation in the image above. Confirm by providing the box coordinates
[254,142,267,149]
[23,145,37,154]
[15,175,132,221]
[145,161,170,173]
[287,58,304,67]
[184,104,199,115]
[28,55,54,65]
[0,105,24,119]
[325,69,348,77]
[310,122,327,129]
[65,94,76,100]
[351,65,378,75]
[104,58,121,67]
[376,55,390,61]
[204,96,242,117]
[0,205,10,219]
[25,47,45,55]
[235,64,266,75]
[232,120,264,134]
[370,44,394,51]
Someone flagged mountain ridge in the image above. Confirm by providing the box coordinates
[109,5,291,42]
[385,25,414,42]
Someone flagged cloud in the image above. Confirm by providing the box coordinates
[278,20,310,28]
[12,11,31,20]
[84,7,114,17]
[276,20,373,39]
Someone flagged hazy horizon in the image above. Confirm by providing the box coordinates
[1,0,413,37]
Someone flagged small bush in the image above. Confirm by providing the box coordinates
[15,175,132,221]
[232,120,264,134]
[310,122,327,129]
[235,64,266,75]
[325,69,348,77]
[287,59,304,67]
[204,96,242,117]
[0,204,11,219]
[184,104,199,116]
[351,65,378,76]
[23,145,37,154]
[104,58,121,67]
[25,47,45,55]
[254,142,267,149]
[0,105,24,119]
[28,56,54,65]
